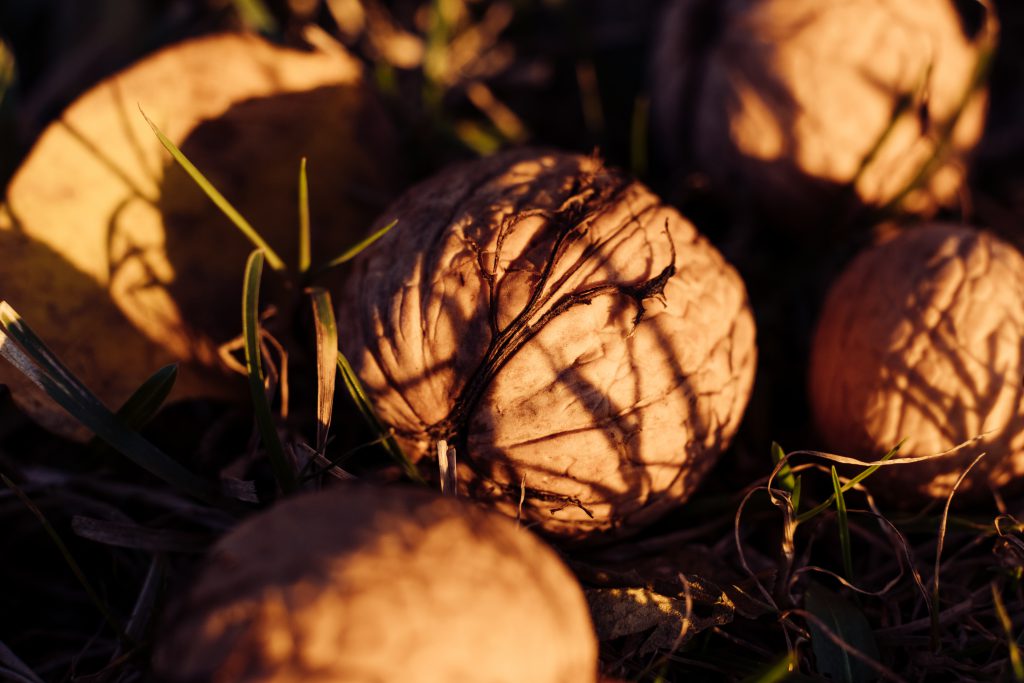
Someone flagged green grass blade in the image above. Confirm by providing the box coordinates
[298,157,311,274]
[231,0,277,32]
[796,440,904,524]
[140,110,285,271]
[113,363,177,430]
[308,288,338,454]
[992,582,1024,681]
[0,303,217,502]
[314,219,397,276]
[741,652,795,683]
[1,473,130,644]
[336,352,423,483]
[771,441,797,493]
[242,251,297,495]
[831,466,854,580]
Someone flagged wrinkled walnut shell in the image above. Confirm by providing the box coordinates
[152,486,598,683]
[651,0,990,224]
[339,150,757,541]
[810,224,1024,500]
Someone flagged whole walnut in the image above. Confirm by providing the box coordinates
[152,486,597,683]
[810,224,1024,500]
[339,150,757,541]
[651,0,990,225]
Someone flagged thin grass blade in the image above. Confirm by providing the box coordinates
[231,0,277,32]
[336,352,423,482]
[796,440,904,524]
[314,219,397,275]
[771,441,798,493]
[140,110,285,270]
[89,364,178,457]
[992,582,1024,681]
[0,640,44,683]
[0,303,216,502]
[1,474,130,644]
[308,287,338,454]
[741,652,795,683]
[298,157,311,274]
[242,251,298,494]
[831,466,854,580]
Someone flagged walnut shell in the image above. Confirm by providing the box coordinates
[339,150,757,541]
[651,0,989,224]
[152,486,598,683]
[810,224,1024,500]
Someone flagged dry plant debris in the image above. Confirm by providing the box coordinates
[152,485,598,683]
[339,149,756,541]
[0,30,395,439]
[652,0,992,223]
[810,223,1024,500]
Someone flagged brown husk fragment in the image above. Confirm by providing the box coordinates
[0,31,396,439]
[810,223,1024,500]
[152,485,598,683]
[339,149,756,541]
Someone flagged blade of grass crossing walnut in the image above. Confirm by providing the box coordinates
[0,304,217,502]
[796,440,904,524]
[831,466,854,580]
[298,157,311,274]
[992,582,1024,681]
[308,288,337,453]
[242,251,298,494]
[231,0,277,32]
[336,352,424,482]
[314,219,397,275]
[1,474,131,645]
[140,110,285,270]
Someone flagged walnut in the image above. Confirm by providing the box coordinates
[152,486,598,683]
[339,150,756,541]
[651,0,990,224]
[810,224,1024,499]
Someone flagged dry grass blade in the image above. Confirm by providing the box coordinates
[298,157,311,274]
[931,451,987,649]
[336,352,424,483]
[437,439,457,496]
[0,302,216,502]
[71,516,210,553]
[1,474,131,645]
[242,250,297,495]
[140,109,286,271]
[308,288,338,454]
[794,441,905,524]
[0,640,44,683]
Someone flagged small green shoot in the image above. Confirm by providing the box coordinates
[141,110,286,270]
[312,219,397,277]
[298,157,311,274]
[992,582,1024,681]
[1,473,130,644]
[0,302,216,502]
[336,352,424,483]
[308,288,338,454]
[771,441,801,511]
[831,466,854,581]
[242,251,297,494]
[796,440,904,524]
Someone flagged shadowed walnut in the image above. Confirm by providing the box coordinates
[810,224,1024,500]
[651,0,991,226]
[0,31,397,439]
[152,485,598,683]
[338,150,757,541]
